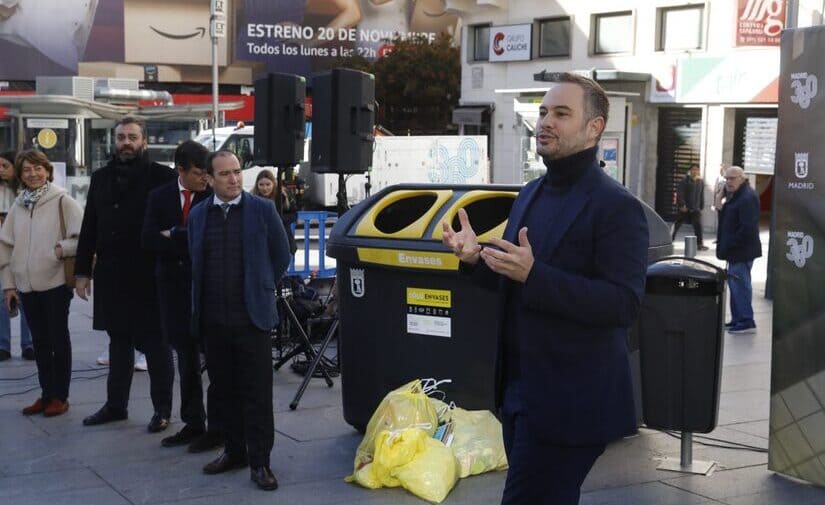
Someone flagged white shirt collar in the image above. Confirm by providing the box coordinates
[213,193,243,207]
[177,177,186,192]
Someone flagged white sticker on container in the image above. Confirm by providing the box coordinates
[407,314,451,338]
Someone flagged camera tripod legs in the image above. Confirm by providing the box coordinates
[290,319,339,411]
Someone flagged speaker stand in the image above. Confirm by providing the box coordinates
[336,173,349,215]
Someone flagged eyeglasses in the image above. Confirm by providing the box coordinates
[724,175,742,181]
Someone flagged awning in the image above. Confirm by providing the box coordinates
[452,105,491,125]
[0,95,243,121]
[534,69,650,83]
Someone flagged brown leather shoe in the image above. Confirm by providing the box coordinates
[250,466,278,491]
[203,452,248,474]
[44,399,69,417]
[22,398,45,415]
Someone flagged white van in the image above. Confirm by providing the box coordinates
[194,126,274,192]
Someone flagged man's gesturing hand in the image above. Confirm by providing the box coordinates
[479,227,534,283]
[442,208,482,265]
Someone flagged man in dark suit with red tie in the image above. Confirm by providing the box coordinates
[142,141,222,451]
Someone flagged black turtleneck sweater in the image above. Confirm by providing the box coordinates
[503,146,597,383]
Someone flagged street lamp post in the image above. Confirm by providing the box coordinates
[210,0,227,151]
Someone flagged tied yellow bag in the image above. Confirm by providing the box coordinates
[391,432,459,503]
[350,379,439,473]
[352,428,459,504]
[447,408,509,478]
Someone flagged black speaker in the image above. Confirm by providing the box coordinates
[311,68,375,174]
[253,73,306,166]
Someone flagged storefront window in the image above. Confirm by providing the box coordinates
[0,118,14,152]
[517,113,545,183]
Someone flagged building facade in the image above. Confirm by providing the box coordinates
[452,0,824,224]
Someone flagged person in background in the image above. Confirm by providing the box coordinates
[75,115,176,431]
[712,163,728,244]
[142,140,222,452]
[672,164,708,250]
[252,170,297,256]
[0,151,32,361]
[717,166,761,334]
[0,150,83,416]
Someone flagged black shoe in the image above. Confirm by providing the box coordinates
[203,452,248,474]
[147,413,170,433]
[725,321,736,328]
[188,431,224,453]
[161,424,204,447]
[21,347,35,360]
[698,244,710,251]
[0,350,10,362]
[250,466,279,491]
[83,406,128,426]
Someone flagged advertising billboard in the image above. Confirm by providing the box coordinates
[0,0,460,81]
[236,0,460,77]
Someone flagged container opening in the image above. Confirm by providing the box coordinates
[374,194,438,234]
[452,197,515,236]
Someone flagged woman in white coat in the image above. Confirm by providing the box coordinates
[0,150,83,416]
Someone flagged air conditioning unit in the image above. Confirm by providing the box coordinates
[35,76,95,101]
[94,78,139,92]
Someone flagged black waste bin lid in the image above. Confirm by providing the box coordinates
[645,258,725,296]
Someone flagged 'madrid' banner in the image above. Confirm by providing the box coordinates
[488,24,532,62]
[769,25,825,487]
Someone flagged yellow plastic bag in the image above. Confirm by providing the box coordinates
[352,428,459,503]
[392,433,459,503]
[447,408,509,478]
[352,428,422,489]
[350,380,438,472]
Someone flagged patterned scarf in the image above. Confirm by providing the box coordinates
[17,182,51,210]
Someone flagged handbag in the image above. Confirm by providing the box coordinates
[57,195,76,288]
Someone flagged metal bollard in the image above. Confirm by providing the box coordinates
[684,236,697,258]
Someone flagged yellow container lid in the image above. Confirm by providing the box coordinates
[354,189,454,239]
[431,190,517,243]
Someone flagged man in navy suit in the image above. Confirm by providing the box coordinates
[443,73,649,505]
[142,140,223,452]
[188,151,291,491]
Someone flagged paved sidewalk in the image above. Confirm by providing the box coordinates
[2,230,825,504]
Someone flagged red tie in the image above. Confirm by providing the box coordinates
[181,190,192,224]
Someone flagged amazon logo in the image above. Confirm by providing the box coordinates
[149,26,206,40]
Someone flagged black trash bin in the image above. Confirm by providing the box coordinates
[328,184,675,432]
[637,258,727,433]
[327,184,518,431]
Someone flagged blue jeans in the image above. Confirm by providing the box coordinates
[0,299,32,352]
[727,261,754,327]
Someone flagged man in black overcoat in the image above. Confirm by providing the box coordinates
[75,115,176,432]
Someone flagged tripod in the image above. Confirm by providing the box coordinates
[272,280,339,410]
[273,285,333,383]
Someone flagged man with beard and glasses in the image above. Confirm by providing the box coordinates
[75,115,177,432]
[443,73,648,505]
